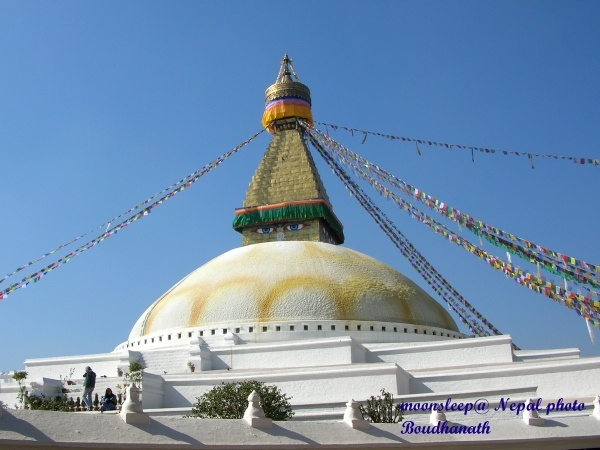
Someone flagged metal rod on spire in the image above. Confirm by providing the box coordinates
[275,53,301,83]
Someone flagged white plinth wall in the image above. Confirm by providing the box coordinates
[3,332,599,418]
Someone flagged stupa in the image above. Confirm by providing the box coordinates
[127,53,461,352]
[2,58,599,448]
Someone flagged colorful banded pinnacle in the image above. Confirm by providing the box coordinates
[233,55,344,246]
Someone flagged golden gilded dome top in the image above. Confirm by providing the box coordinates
[264,53,311,104]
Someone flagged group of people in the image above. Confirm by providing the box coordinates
[82,366,118,412]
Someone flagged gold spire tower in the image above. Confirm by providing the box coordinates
[233,55,344,246]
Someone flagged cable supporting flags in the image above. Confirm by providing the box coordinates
[316,121,599,168]
[303,122,600,330]
[308,124,600,289]
[303,123,506,342]
[0,130,264,301]
[0,152,228,286]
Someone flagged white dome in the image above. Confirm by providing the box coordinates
[129,241,459,339]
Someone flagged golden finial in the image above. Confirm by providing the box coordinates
[262,54,313,129]
[274,54,301,83]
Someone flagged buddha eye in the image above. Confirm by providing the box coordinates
[284,223,306,232]
[254,227,276,234]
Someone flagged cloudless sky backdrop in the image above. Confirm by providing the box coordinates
[1,1,599,371]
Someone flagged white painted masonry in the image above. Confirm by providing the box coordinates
[3,334,599,419]
[1,241,598,447]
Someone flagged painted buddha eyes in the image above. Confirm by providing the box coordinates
[253,223,307,234]
[256,227,276,234]
[284,223,306,231]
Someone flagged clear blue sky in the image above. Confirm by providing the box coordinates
[1,1,599,371]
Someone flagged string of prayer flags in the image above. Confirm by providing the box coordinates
[304,121,600,331]
[308,123,600,287]
[0,130,264,287]
[329,136,598,321]
[311,124,600,322]
[315,121,599,167]
[331,136,600,292]
[0,130,264,301]
[1,164,195,284]
[306,128,504,340]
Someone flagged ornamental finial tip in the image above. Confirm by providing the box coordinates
[275,53,300,83]
[263,55,313,129]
